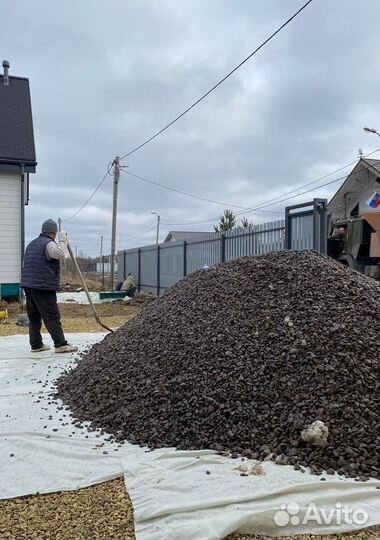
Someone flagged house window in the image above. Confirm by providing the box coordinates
[350,203,359,217]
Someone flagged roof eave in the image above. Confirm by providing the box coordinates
[0,158,37,174]
[328,158,380,208]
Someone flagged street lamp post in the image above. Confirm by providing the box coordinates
[363,127,380,140]
[151,211,160,245]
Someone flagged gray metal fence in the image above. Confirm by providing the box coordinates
[285,199,328,253]
[118,199,327,295]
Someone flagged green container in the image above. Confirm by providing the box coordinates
[99,291,128,300]
[1,283,20,299]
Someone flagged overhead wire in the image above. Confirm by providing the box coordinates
[122,168,249,210]
[123,147,379,215]
[118,0,314,161]
[119,224,157,242]
[60,1,315,222]
[63,161,114,222]
[161,154,380,225]
[69,224,157,253]
[65,156,380,253]
[122,169,282,214]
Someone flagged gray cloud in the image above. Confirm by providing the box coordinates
[1,0,379,254]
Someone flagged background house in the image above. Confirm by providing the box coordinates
[0,61,37,299]
[164,231,213,242]
[328,158,380,220]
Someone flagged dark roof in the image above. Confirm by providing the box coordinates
[363,158,380,174]
[328,158,380,207]
[0,74,36,163]
[164,231,215,242]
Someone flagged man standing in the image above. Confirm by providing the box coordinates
[20,219,78,353]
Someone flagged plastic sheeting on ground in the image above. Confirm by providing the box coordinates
[56,292,130,304]
[1,333,379,540]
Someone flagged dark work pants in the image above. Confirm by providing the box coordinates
[24,288,67,349]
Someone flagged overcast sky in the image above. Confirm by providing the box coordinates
[1,0,379,256]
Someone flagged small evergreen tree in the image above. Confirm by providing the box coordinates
[214,209,236,233]
[240,217,253,229]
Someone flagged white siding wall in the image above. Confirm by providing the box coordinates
[0,173,21,284]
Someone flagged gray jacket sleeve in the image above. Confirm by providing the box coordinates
[45,240,67,260]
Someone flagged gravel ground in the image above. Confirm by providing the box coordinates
[1,293,379,540]
[0,478,134,540]
[225,529,380,540]
[0,475,378,540]
[0,476,377,540]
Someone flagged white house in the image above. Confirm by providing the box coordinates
[328,158,380,220]
[0,61,36,299]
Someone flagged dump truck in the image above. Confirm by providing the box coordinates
[327,212,380,278]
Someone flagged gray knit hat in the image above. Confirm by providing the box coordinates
[41,219,58,234]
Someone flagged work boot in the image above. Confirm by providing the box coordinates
[55,344,78,353]
[31,344,51,352]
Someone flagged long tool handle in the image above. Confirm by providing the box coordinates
[66,242,114,333]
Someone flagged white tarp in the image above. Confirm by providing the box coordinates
[57,291,101,304]
[57,291,130,304]
[1,333,379,540]
[56,292,130,304]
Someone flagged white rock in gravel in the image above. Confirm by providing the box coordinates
[301,420,329,447]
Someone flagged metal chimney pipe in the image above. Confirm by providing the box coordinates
[2,60,10,86]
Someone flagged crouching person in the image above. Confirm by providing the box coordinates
[20,219,78,354]
[121,273,137,297]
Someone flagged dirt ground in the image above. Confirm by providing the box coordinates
[0,300,143,336]
[0,301,379,540]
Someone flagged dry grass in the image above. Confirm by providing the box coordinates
[0,302,141,337]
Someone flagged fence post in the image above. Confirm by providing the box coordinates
[285,208,291,249]
[183,240,187,277]
[156,244,160,296]
[137,248,141,292]
[220,234,226,262]
[102,255,105,290]
[312,199,319,251]
[313,198,328,254]
[320,201,328,254]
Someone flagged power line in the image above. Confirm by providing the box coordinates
[122,168,283,214]
[119,0,314,161]
[162,156,380,226]
[120,224,157,242]
[74,224,156,249]
[63,162,114,222]
[160,175,343,225]
[123,150,380,222]
[232,151,380,217]
[123,169,246,209]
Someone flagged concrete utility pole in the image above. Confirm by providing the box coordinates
[110,156,120,290]
[151,211,160,245]
[58,218,62,232]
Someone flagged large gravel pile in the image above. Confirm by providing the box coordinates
[56,250,380,480]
